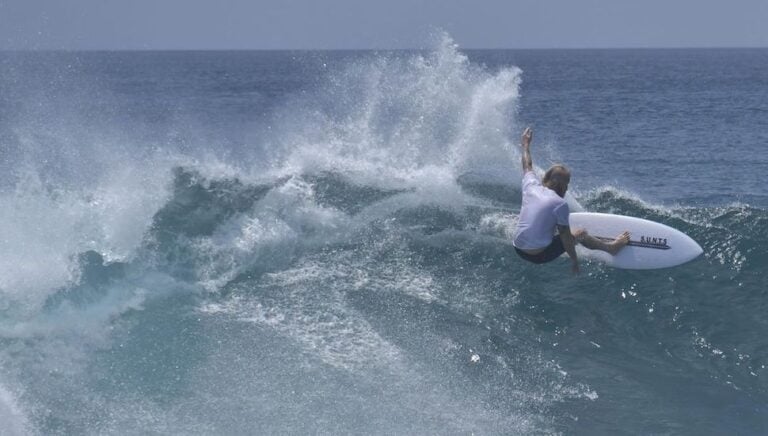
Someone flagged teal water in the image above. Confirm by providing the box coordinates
[0,37,766,434]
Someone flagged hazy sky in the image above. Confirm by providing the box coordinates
[1,0,767,50]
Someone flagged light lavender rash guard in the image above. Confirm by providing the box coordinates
[513,171,570,250]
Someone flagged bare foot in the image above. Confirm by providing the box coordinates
[606,231,630,255]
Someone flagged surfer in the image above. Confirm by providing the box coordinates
[513,127,629,274]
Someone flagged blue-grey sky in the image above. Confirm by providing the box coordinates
[1,0,767,50]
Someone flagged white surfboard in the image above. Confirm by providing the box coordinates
[569,212,703,270]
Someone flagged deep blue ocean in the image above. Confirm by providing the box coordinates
[1,36,767,434]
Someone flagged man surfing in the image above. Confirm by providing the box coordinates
[513,127,629,274]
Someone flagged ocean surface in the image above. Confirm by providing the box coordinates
[1,36,767,434]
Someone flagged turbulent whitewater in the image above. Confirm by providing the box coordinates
[0,37,766,434]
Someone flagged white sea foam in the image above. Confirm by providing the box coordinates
[478,212,519,239]
[0,382,31,436]
[0,153,173,318]
[0,34,609,434]
[264,33,522,192]
[201,263,405,371]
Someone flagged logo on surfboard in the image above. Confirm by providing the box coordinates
[596,235,671,250]
[636,235,670,249]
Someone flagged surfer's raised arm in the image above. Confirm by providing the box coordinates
[520,127,533,173]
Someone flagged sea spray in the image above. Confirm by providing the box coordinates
[0,40,766,435]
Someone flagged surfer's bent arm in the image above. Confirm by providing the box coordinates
[558,224,580,274]
[521,127,533,173]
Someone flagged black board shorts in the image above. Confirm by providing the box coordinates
[515,236,566,264]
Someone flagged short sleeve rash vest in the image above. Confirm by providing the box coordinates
[513,171,570,250]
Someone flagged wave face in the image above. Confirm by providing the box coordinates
[1,39,767,434]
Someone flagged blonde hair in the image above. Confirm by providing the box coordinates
[542,164,570,195]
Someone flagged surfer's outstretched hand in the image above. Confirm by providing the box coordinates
[521,127,533,148]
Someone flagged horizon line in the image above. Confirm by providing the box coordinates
[2,45,767,52]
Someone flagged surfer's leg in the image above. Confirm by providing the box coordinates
[573,229,630,255]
